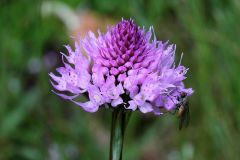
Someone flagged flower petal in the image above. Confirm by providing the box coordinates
[138,102,153,113]
[111,97,123,107]
[71,100,99,112]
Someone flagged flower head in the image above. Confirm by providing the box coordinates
[50,19,193,114]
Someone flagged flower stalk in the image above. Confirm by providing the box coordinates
[109,107,131,160]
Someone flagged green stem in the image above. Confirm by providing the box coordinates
[109,107,131,160]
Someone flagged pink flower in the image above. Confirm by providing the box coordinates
[50,19,193,114]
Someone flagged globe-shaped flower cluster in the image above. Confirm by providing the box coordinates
[50,19,193,114]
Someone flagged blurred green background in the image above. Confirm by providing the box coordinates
[1,0,240,159]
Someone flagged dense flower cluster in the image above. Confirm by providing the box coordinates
[50,19,193,114]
